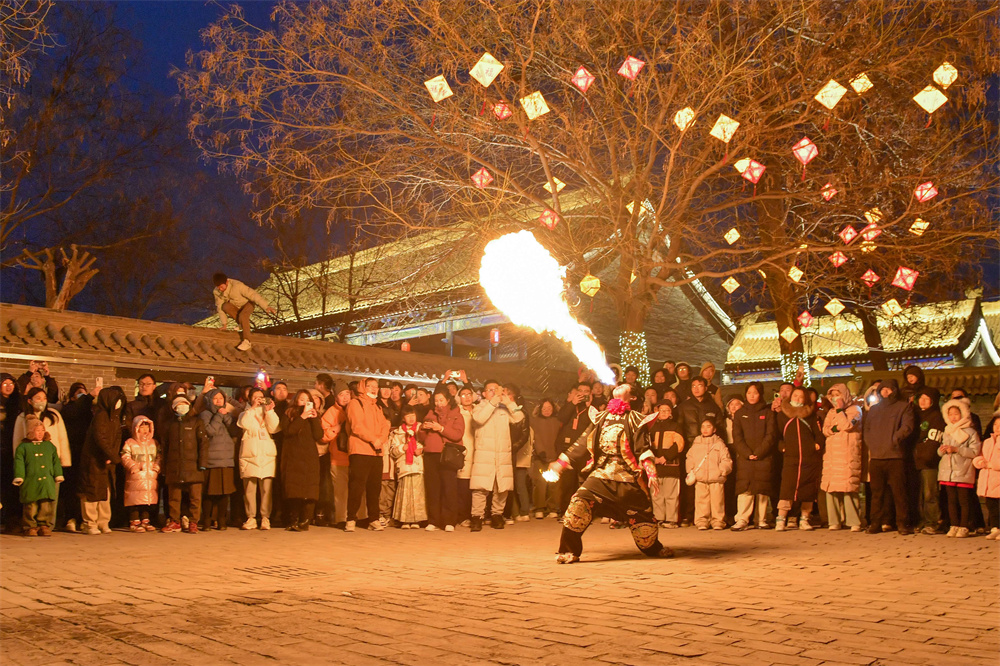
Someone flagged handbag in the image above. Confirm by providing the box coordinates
[685,452,710,486]
[440,442,466,471]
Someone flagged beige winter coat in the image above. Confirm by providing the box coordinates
[821,384,863,493]
[469,399,524,492]
[685,434,733,484]
[457,407,475,480]
[237,406,280,479]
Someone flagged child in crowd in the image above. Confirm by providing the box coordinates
[389,406,427,528]
[647,402,685,528]
[973,417,1000,540]
[13,416,63,536]
[120,416,160,532]
[938,399,981,538]
[686,418,732,530]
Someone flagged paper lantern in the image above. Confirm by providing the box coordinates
[724,228,741,245]
[829,251,848,268]
[740,159,766,184]
[538,209,559,230]
[850,73,873,94]
[424,75,453,103]
[864,207,883,225]
[839,225,858,244]
[882,298,904,317]
[814,79,847,110]
[860,241,878,253]
[811,356,830,373]
[861,269,880,287]
[543,177,565,194]
[821,183,838,201]
[792,137,818,166]
[673,107,695,131]
[469,52,504,87]
[722,277,740,294]
[913,85,947,114]
[825,298,846,316]
[493,101,513,120]
[788,266,804,283]
[933,62,958,89]
[780,327,800,344]
[580,274,601,296]
[909,218,929,236]
[914,181,938,202]
[618,56,645,80]
[471,167,493,188]
[798,311,814,328]
[892,266,919,291]
[861,223,881,242]
[710,114,740,143]
[519,91,551,120]
[572,66,595,93]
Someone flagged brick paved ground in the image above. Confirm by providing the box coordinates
[2,521,997,666]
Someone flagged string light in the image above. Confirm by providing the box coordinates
[619,331,650,387]
[779,350,810,386]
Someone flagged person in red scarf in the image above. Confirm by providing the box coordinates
[388,406,427,528]
[547,384,674,563]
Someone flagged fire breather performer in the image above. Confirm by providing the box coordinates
[547,384,674,563]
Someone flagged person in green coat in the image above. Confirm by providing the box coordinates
[13,415,64,536]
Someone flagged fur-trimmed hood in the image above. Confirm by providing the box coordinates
[781,397,815,420]
[941,398,971,422]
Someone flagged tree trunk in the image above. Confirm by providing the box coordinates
[17,245,98,311]
[619,295,652,386]
[858,307,889,372]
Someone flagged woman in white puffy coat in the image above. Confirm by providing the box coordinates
[236,388,280,529]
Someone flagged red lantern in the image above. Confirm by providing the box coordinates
[839,225,858,244]
[892,266,919,290]
[539,209,559,230]
[740,159,766,184]
[493,101,512,120]
[490,328,501,345]
[829,251,847,267]
[471,167,493,188]
[861,269,880,287]
[914,181,938,202]
[861,223,881,242]
[400,341,411,352]
[821,183,838,201]
[617,56,645,80]
[571,66,595,93]
[792,137,818,180]
[797,310,814,329]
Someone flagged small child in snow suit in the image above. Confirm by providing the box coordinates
[120,415,161,532]
[13,415,64,536]
[685,419,733,530]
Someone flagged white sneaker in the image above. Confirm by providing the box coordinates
[946,526,958,537]
[799,516,814,531]
[600,517,610,524]
[241,518,257,530]
[534,512,545,519]
[955,527,970,538]
[775,518,787,532]
[459,519,471,527]
[987,528,1000,540]
[516,515,530,522]
[425,524,439,532]
[99,524,112,534]
[65,518,77,533]
[344,521,356,532]
[368,521,384,531]
[504,518,515,525]
[379,516,387,527]
[444,525,455,532]
[401,523,411,530]
[828,524,843,530]
[259,517,270,531]
[546,512,559,519]
[236,339,252,351]
[181,516,190,530]
[850,525,863,532]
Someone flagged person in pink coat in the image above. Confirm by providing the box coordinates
[973,415,1000,540]
[120,416,161,532]
[821,384,863,531]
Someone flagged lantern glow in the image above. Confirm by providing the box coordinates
[861,269,880,287]
[825,298,846,316]
[815,79,848,109]
[913,85,948,114]
[821,183,838,201]
[572,66,595,93]
[850,73,874,94]
[710,114,740,143]
[914,181,938,202]
[933,62,958,89]
[493,101,513,120]
[519,91,551,120]
[829,251,848,268]
[673,107,695,131]
[469,52,504,87]
[722,277,740,294]
[798,311,814,329]
[538,209,559,230]
[780,327,800,344]
[892,266,919,291]
[618,56,645,80]
[424,75,454,102]
[788,266,804,283]
[724,228,741,245]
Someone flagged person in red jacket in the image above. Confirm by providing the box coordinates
[419,390,465,532]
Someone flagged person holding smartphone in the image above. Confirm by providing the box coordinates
[278,391,324,531]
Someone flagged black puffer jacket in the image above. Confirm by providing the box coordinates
[731,384,777,496]
[77,387,126,502]
[899,365,926,403]
[162,412,209,484]
[279,410,324,500]
[678,395,723,445]
[863,379,916,460]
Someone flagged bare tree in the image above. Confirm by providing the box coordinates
[178,0,998,381]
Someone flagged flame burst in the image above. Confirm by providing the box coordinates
[479,231,615,384]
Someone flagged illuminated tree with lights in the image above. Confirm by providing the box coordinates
[178,0,997,382]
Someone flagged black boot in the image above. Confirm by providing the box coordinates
[470,516,483,532]
[490,515,505,530]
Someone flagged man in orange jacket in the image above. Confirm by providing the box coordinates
[344,378,390,532]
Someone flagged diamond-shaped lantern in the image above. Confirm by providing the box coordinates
[626,201,635,214]
[850,73,874,94]
[815,79,847,109]
[882,298,904,317]
[792,137,818,166]
[493,101,513,120]
[892,266,919,291]
[722,276,740,294]
[913,85,948,114]
[538,209,559,230]
[829,251,848,268]
[724,228,741,245]
[839,225,858,244]
[860,240,878,253]
[914,181,938,202]
[471,167,493,188]
[519,91,551,120]
[933,62,958,89]
[580,274,601,297]
[812,356,830,373]
[780,327,800,344]
[673,107,695,131]
[861,269,880,287]
[798,311,814,328]
[543,177,565,194]
[788,266,804,283]
[821,183,838,201]
[618,56,645,80]
[909,218,929,236]
[861,223,881,242]
[864,207,883,225]
[825,298,846,316]
[710,114,740,143]
[424,75,454,102]
[469,52,504,87]
[740,159,766,184]
[571,66,595,93]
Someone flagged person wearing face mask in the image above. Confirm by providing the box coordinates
[57,383,93,532]
[77,387,126,535]
[13,387,72,525]
[775,387,825,532]
[345,378,391,532]
[160,395,209,534]
[821,384,864,532]
[1,373,23,532]
[454,386,477,526]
